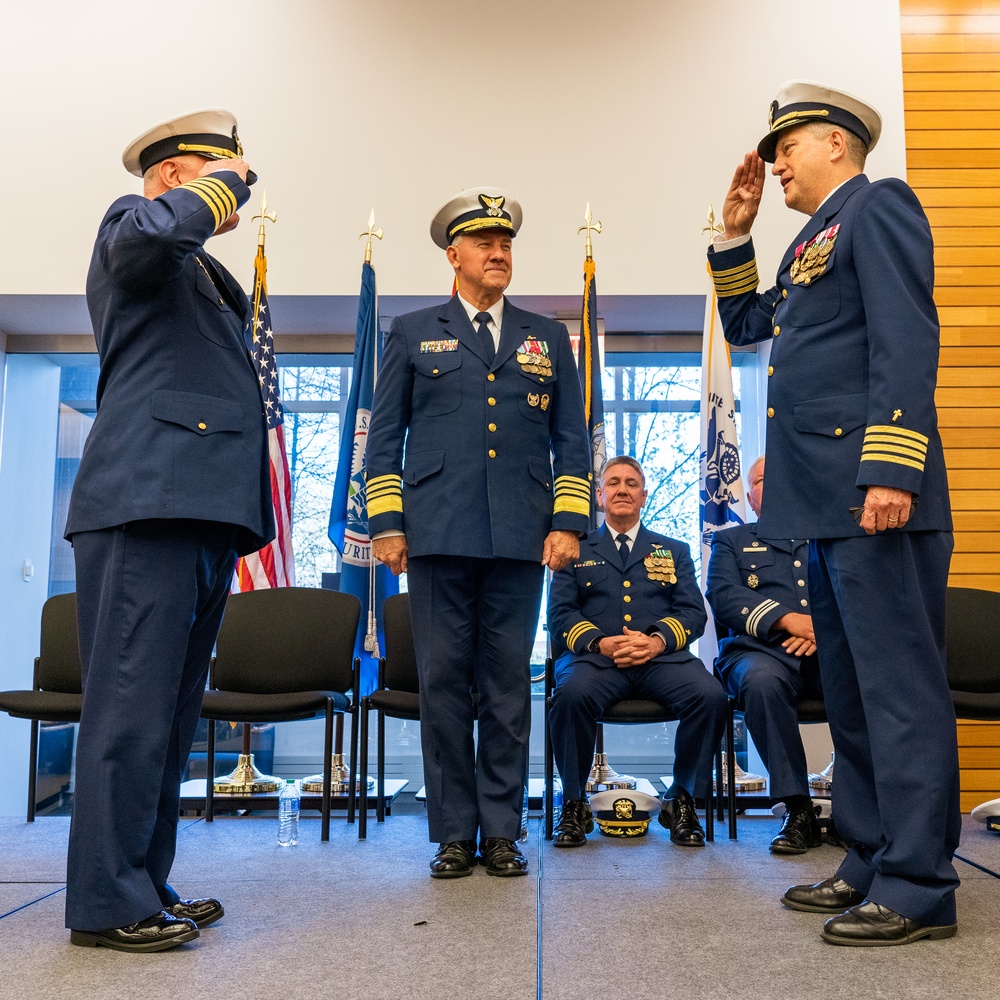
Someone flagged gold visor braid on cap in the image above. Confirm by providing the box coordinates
[769,108,831,133]
[177,143,237,159]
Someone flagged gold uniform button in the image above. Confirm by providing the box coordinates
[794,560,802,568]
[432,368,439,374]
[623,595,631,603]
[623,614,632,622]
[488,449,496,459]
[488,397,496,406]
[800,599,808,607]
[767,407,775,418]
[623,580,631,588]
[773,325,781,335]
[834,427,843,437]
[797,579,805,587]
[767,366,774,376]
[488,423,497,432]
[585,581,592,587]
[198,422,207,430]
[487,373,496,382]
[782,289,788,299]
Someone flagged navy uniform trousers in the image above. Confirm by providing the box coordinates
[65,520,238,931]
[407,555,543,844]
[809,530,960,927]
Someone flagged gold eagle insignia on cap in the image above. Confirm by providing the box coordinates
[480,193,505,217]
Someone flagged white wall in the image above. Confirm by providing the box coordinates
[0,356,61,817]
[1,0,905,302]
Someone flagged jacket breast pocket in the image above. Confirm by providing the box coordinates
[737,549,776,575]
[793,393,868,439]
[782,253,840,328]
[194,270,241,350]
[150,389,245,435]
[413,351,462,416]
[576,562,610,614]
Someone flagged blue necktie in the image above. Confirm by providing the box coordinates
[616,533,629,567]
[475,311,495,363]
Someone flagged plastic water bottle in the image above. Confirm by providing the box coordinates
[552,774,564,827]
[277,779,300,846]
[518,783,530,842]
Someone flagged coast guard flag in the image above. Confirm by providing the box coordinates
[698,280,745,659]
[578,256,606,527]
[234,244,295,591]
[328,261,398,696]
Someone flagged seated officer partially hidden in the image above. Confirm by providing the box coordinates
[706,455,824,854]
[547,456,727,848]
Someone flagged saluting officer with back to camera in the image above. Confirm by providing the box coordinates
[366,187,592,879]
[64,109,273,953]
[708,81,959,947]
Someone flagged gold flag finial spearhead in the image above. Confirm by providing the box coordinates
[359,208,384,265]
[252,191,277,248]
[577,202,603,260]
[701,204,723,240]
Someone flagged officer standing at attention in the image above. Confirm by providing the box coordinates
[707,455,823,855]
[547,456,727,849]
[64,110,274,951]
[366,187,592,878]
[709,82,959,946]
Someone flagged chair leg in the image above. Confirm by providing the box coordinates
[321,702,334,842]
[27,719,40,822]
[726,701,737,840]
[544,699,554,840]
[705,775,714,842]
[358,697,370,840]
[205,720,216,823]
[376,708,386,824]
[347,710,357,826]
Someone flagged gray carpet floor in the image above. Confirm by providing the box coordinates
[1,810,997,1000]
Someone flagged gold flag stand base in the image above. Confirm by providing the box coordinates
[301,753,375,795]
[809,751,834,791]
[714,752,767,792]
[585,752,637,792]
[213,753,282,795]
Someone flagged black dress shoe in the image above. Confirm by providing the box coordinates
[69,911,199,953]
[781,875,865,913]
[165,897,224,928]
[657,787,705,847]
[822,900,958,947]
[770,806,823,855]
[480,837,528,876]
[553,799,594,848]
[429,840,478,878]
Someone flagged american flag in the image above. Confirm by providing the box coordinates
[234,244,295,590]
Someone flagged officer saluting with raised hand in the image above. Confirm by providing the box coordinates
[65,109,273,952]
[708,82,959,947]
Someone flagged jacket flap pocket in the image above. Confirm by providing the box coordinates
[414,351,461,377]
[793,393,868,438]
[150,389,243,435]
[528,455,552,490]
[403,450,445,485]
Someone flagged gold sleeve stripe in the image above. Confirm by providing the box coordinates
[859,450,925,473]
[182,177,237,229]
[554,475,592,517]
[746,599,780,638]
[865,425,929,446]
[862,442,926,462]
[567,621,598,651]
[659,617,687,650]
[863,433,927,454]
[366,474,403,517]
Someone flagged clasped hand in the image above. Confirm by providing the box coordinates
[597,627,667,669]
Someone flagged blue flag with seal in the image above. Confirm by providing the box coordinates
[699,275,746,661]
[328,260,398,697]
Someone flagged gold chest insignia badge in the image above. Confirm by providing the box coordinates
[527,393,540,407]
[747,573,759,589]
[790,224,840,286]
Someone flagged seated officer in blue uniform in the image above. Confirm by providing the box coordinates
[709,82,959,946]
[547,456,727,848]
[64,110,273,952]
[367,187,592,878]
[707,455,823,854]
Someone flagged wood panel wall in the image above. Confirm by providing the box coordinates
[901,0,1000,811]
